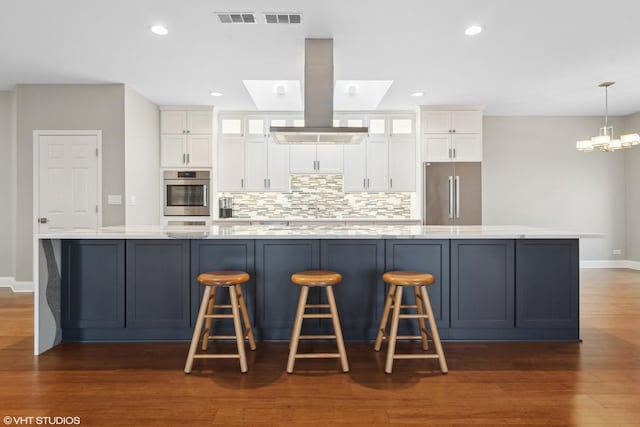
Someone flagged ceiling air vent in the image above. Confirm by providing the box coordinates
[264,13,303,24]
[216,12,256,24]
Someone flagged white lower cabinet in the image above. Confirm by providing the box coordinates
[161,135,211,168]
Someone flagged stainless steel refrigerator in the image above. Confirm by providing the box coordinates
[423,162,482,225]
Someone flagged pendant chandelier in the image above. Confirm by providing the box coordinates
[576,82,639,152]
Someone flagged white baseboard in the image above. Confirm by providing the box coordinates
[580,260,640,270]
[0,277,34,292]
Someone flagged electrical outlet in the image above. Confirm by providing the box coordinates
[612,249,622,255]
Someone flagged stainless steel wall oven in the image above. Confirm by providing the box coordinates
[163,171,210,216]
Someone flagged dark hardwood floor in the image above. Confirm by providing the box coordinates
[1,269,639,426]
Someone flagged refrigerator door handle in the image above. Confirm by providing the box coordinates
[448,176,454,219]
[455,175,460,218]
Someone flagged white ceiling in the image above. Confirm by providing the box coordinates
[1,0,640,115]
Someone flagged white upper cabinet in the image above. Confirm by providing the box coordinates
[366,138,388,191]
[388,138,416,191]
[160,108,213,168]
[343,115,415,192]
[290,145,343,173]
[218,138,245,191]
[289,145,318,173]
[217,115,290,192]
[315,145,344,173]
[267,138,290,191]
[220,117,244,137]
[161,111,188,134]
[160,135,188,168]
[421,109,482,162]
[422,110,481,134]
[244,139,268,191]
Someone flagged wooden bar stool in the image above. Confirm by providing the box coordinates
[287,270,349,373]
[184,271,256,374]
[374,271,448,374]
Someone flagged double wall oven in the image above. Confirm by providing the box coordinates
[163,171,210,216]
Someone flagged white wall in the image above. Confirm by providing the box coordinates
[124,86,160,225]
[15,84,126,282]
[0,91,15,278]
[623,112,640,261]
[483,116,627,261]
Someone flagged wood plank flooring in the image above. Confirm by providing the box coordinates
[1,269,639,426]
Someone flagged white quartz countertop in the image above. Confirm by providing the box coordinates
[36,225,594,240]
[211,217,422,224]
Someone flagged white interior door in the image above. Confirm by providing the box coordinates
[37,133,99,232]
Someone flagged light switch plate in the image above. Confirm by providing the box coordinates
[107,194,122,205]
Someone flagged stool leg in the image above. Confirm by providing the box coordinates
[229,286,248,373]
[185,286,211,373]
[420,286,448,374]
[413,287,429,351]
[201,287,217,351]
[287,285,309,374]
[374,284,396,351]
[326,286,349,373]
[385,286,404,374]
[235,284,256,351]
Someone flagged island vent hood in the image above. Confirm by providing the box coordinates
[270,39,368,144]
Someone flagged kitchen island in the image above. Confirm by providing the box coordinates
[34,225,581,354]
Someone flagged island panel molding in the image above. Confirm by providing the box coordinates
[35,227,582,354]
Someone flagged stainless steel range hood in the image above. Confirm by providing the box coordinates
[270,39,368,144]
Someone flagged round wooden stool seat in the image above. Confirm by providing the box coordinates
[197,271,250,286]
[291,270,342,286]
[382,271,435,286]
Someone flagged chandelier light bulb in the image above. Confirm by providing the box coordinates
[576,82,639,153]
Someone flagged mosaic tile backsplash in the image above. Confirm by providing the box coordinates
[221,175,413,218]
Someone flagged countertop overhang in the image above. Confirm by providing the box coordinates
[35,225,595,240]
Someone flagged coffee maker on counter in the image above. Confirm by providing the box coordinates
[219,196,233,218]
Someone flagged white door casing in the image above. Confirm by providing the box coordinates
[34,131,102,233]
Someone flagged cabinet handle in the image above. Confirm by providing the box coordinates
[390,178,393,188]
[187,130,190,134]
[367,178,370,189]
[241,178,244,189]
[363,178,366,189]
[182,130,186,134]
[452,148,456,159]
[268,178,271,189]
[187,153,190,164]
[448,148,452,159]
[317,160,320,170]
[452,129,456,133]
[182,153,186,164]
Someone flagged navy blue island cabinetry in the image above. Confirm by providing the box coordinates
[59,237,580,343]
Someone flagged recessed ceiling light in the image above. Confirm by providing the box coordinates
[210,91,223,97]
[465,25,483,36]
[150,25,169,35]
[411,91,425,97]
